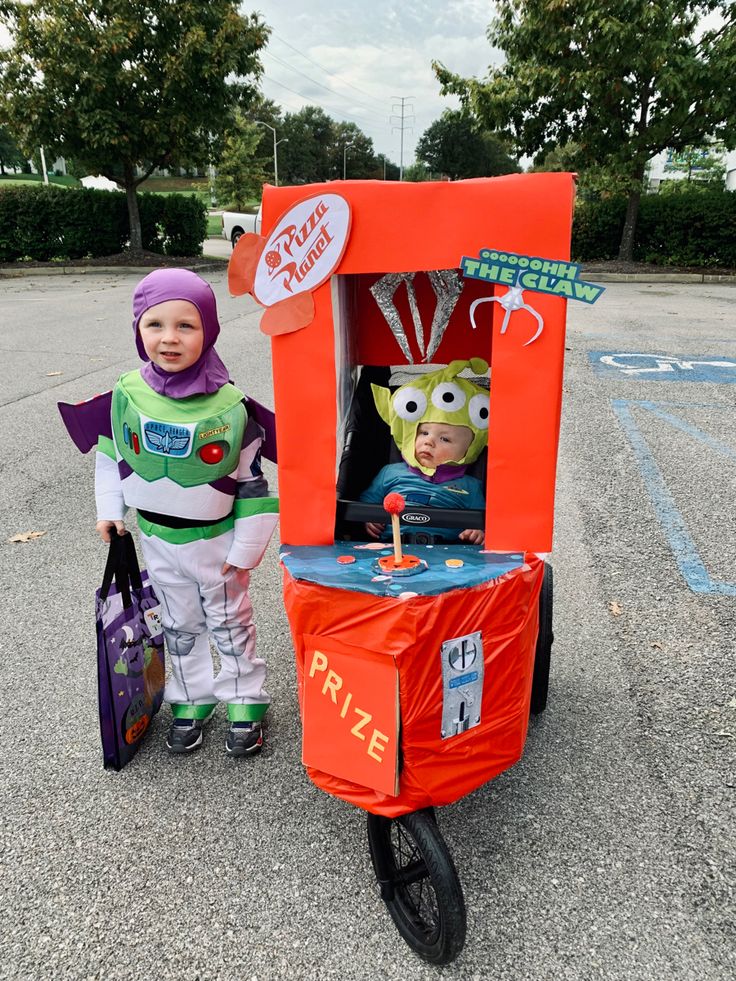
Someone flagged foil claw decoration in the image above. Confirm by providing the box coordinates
[404,274,425,358]
[426,270,463,362]
[371,269,465,364]
[370,274,414,362]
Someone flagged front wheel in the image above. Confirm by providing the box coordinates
[367,808,466,964]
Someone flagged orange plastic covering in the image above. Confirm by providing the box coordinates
[265,174,576,553]
[284,555,544,817]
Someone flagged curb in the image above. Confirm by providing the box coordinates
[0,259,227,278]
[580,270,736,284]
[1,262,733,284]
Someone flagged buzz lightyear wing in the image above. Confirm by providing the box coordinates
[58,391,113,453]
[244,395,277,464]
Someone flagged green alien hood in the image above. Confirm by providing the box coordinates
[372,358,490,476]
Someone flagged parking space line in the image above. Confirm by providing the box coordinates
[626,399,736,461]
[612,399,736,596]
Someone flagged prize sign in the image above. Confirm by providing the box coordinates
[302,642,399,796]
[253,193,351,307]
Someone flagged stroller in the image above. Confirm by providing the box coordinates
[229,174,574,963]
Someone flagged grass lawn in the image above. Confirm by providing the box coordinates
[138,176,209,192]
[207,214,222,237]
[0,174,79,187]
[138,175,212,206]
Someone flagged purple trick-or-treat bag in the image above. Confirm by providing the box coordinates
[96,530,165,770]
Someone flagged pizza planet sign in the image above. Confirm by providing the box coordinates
[253,193,351,307]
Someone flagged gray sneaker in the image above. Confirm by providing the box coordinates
[225,721,263,758]
[166,718,206,754]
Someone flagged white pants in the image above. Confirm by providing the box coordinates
[139,529,269,709]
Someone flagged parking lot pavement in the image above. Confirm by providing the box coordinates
[0,275,734,980]
[202,235,232,260]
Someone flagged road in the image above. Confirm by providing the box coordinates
[202,236,233,261]
[0,272,733,980]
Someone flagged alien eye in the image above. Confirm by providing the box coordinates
[430,382,466,413]
[469,393,490,430]
[393,386,427,421]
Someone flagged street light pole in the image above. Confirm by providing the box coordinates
[255,121,287,186]
[343,142,354,180]
[39,146,49,185]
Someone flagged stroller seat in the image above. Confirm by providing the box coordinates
[335,366,488,541]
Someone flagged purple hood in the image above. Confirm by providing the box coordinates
[133,268,230,398]
[404,460,467,483]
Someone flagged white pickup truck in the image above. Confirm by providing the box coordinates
[221,206,262,246]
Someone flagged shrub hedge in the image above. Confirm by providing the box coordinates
[572,189,736,267]
[1,181,733,267]
[0,184,207,261]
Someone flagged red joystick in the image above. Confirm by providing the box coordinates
[383,493,405,564]
[377,492,421,574]
[383,492,405,516]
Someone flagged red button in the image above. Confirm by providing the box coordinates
[199,443,225,463]
[199,442,225,464]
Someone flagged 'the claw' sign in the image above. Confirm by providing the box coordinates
[461,249,605,304]
[461,247,605,346]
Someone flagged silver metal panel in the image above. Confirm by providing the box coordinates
[440,631,484,739]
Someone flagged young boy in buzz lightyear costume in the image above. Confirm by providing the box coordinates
[95,269,278,757]
[360,359,489,545]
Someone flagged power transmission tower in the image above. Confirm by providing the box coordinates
[391,97,415,181]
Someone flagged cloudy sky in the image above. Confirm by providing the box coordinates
[0,2,501,167]
[254,0,501,166]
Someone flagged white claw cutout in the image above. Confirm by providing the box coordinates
[470,285,545,346]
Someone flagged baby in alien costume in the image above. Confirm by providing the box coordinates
[360,358,490,545]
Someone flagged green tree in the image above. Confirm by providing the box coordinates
[0,125,25,174]
[242,97,286,186]
[434,1,735,259]
[416,110,519,179]
[0,0,268,249]
[215,112,267,210]
[658,144,726,191]
[375,153,400,181]
[403,161,432,182]
[276,107,386,184]
[330,122,378,180]
[279,107,334,184]
[527,143,631,201]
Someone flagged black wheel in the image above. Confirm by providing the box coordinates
[530,562,553,715]
[367,808,466,964]
[230,227,243,247]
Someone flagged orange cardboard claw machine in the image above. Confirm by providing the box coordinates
[229,173,595,964]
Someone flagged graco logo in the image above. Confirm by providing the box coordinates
[402,512,430,524]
